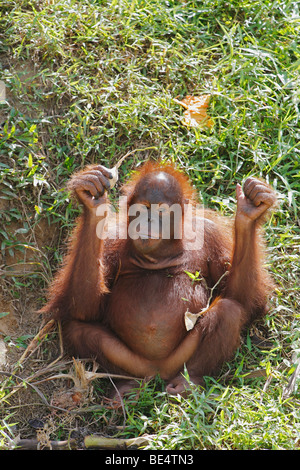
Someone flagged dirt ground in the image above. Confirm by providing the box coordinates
[0,197,128,449]
[0,58,141,448]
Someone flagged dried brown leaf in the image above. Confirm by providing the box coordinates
[175,94,213,128]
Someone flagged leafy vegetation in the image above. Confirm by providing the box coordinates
[0,0,299,450]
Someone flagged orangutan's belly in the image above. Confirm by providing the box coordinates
[107,272,208,360]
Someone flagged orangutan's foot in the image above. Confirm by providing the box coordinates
[166,374,204,396]
[107,379,142,408]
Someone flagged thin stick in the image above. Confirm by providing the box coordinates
[18,319,56,365]
[114,146,158,170]
[13,437,77,450]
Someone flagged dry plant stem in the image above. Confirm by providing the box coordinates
[114,146,158,169]
[84,435,150,449]
[31,370,143,386]
[14,437,77,450]
[0,370,69,413]
[260,374,274,405]
[283,358,300,400]
[108,375,127,428]
[18,319,56,364]
[0,320,61,405]
[109,146,158,187]
[0,366,141,415]
[15,435,150,450]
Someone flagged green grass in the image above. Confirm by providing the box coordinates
[0,0,300,450]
